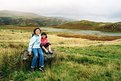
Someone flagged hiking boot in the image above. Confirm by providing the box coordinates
[39,67,45,72]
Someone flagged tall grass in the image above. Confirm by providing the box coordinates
[1,44,121,81]
[0,27,121,81]
[55,45,121,81]
[0,43,28,80]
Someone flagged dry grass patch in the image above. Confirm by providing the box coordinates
[57,33,121,41]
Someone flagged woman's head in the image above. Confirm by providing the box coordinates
[33,28,41,36]
[41,32,47,38]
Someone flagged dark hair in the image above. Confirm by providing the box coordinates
[41,32,47,38]
[33,27,41,35]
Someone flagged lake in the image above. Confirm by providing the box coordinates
[41,27,121,36]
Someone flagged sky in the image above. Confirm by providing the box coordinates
[0,0,121,22]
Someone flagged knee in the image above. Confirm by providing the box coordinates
[39,53,44,57]
[33,55,38,58]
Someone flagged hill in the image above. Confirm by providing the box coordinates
[97,22,121,32]
[0,10,42,18]
[0,10,69,26]
[54,20,121,32]
[54,20,111,30]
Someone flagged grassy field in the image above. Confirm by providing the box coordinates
[0,26,121,81]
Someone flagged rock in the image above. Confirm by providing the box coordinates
[21,50,55,61]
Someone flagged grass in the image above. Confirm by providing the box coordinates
[0,25,37,31]
[0,26,121,81]
[55,45,121,81]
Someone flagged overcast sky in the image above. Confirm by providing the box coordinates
[0,0,121,22]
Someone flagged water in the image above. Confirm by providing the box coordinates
[41,27,121,36]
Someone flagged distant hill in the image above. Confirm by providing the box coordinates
[1,10,120,32]
[97,22,121,32]
[0,10,69,26]
[0,10,42,18]
[54,20,111,30]
[54,20,121,32]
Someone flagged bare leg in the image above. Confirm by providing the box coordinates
[48,45,53,53]
[42,46,48,53]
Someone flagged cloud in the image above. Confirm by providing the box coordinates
[0,0,121,22]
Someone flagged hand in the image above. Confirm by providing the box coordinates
[28,51,32,56]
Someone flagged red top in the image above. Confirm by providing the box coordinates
[41,37,48,45]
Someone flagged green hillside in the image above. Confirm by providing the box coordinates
[1,10,121,32]
[0,10,68,26]
[53,20,121,32]
[97,22,121,32]
[54,20,110,30]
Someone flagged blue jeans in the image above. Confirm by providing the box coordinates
[31,48,44,68]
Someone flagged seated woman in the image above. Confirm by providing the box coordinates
[40,32,53,54]
[28,28,45,72]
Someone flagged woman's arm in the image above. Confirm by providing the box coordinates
[28,36,36,54]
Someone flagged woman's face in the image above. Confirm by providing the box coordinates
[35,29,41,36]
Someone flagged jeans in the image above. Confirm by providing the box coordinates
[31,48,44,68]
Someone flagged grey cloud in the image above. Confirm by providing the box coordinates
[0,0,121,22]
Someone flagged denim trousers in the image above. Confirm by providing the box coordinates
[31,48,44,68]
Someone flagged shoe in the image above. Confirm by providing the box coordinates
[39,67,45,72]
[49,51,53,54]
[45,50,49,54]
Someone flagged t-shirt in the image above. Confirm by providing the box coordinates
[28,34,41,52]
[41,38,48,45]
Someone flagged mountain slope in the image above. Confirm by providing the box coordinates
[97,22,121,32]
[0,10,68,26]
[54,20,111,30]
[54,20,121,32]
[0,10,43,18]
